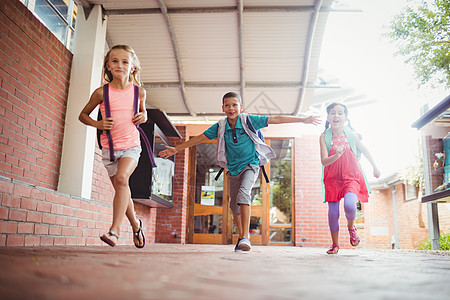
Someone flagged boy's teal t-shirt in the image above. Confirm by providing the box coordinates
[204,114,268,176]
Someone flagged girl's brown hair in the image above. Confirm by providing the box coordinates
[103,45,141,86]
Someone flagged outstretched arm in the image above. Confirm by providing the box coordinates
[267,115,321,126]
[355,137,381,178]
[158,133,209,159]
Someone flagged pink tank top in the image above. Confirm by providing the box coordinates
[99,83,140,150]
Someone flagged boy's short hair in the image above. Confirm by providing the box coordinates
[222,92,242,104]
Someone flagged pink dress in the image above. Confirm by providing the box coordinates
[323,135,369,203]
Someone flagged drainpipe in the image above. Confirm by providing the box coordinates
[392,186,399,249]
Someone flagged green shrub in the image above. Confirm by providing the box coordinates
[417,233,450,250]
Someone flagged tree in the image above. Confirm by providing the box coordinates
[386,0,450,88]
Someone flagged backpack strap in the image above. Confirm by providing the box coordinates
[103,84,115,162]
[324,128,332,153]
[246,115,269,183]
[133,85,157,168]
[343,126,360,159]
[214,168,224,181]
[96,111,103,150]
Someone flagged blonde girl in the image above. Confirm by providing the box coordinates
[79,45,147,248]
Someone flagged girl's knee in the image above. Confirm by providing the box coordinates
[113,173,129,187]
[344,202,357,220]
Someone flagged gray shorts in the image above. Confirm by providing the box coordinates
[227,165,260,216]
[102,145,142,177]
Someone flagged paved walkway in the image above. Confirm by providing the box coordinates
[0,244,449,300]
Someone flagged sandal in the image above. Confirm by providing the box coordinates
[327,244,339,254]
[349,226,360,246]
[100,231,118,247]
[133,219,145,249]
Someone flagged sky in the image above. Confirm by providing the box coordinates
[318,0,449,180]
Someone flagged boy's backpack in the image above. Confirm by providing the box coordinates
[96,83,156,167]
[214,114,273,183]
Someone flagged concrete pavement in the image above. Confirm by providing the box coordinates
[0,244,449,300]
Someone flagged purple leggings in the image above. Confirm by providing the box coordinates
[328,192,357,233]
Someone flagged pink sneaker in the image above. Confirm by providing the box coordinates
[349,226,360,246]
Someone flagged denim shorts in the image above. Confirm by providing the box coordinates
[102,145,142,177]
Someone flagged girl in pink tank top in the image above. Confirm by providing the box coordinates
[79,45,147,248]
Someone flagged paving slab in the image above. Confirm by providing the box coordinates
[0,244,449,300]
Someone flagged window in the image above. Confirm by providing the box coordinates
[405,182,418,201]
[21,0,77,51]
[152,135,175,202]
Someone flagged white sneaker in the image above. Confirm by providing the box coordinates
[238,238,252,251]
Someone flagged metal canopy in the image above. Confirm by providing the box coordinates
[76,0,336,122]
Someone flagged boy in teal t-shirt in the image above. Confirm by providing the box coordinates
[159,92,320,252]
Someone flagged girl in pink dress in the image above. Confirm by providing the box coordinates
[319,103,380,254]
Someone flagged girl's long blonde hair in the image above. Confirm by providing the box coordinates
[103,45,141,86]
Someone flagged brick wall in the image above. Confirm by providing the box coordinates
[365,188,395,249]
[155,126,189,243]
[0,0,157,246]
[0,0,72,189]
[0,175,156,246]
[368,183,433,250]
[294,135,331,247]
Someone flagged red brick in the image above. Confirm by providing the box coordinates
[50,204,64,215]
[0,234,6,246]
[54,237,65,245]
[26,211,42,223]
[55,215,67,226]
[13,184,32,198]
[61,227,72,236]
[0,220,17,233]
[42,213,56,224]
[34,223,49,235]
[49,225,61,235]
[8,209,26,221]
[6,235,24,246]
[24,235,40,246]
[30,188,46,201]
[20,198,37,210]
[2,195,20,208]
[0,180,13,194]
[40,236,54,246]
[0,207,8,219]
[17,222,34,233]
[36,201,51,212]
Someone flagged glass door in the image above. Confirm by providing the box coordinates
[188,142,230,244]
[269,139,294,245]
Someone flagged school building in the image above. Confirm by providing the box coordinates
[1,0,448,250]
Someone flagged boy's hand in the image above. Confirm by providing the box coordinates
[159,145,177,159]
[302,115,321,125]
[373,167,381,179]
[97,118,114,130]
